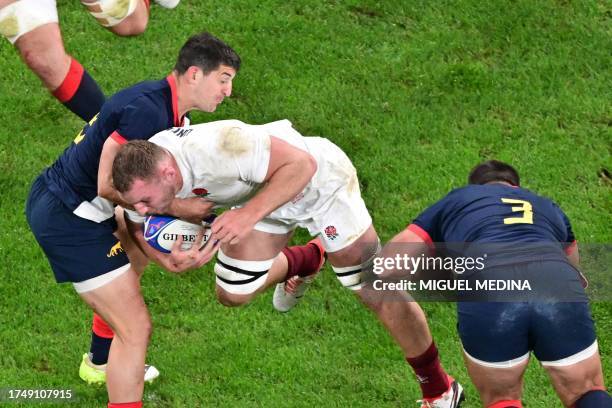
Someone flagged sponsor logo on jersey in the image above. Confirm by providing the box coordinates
[324,225,338,240]
[107,242,124,257]
[192,188,209,197]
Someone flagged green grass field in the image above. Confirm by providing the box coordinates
[0,0,610,406]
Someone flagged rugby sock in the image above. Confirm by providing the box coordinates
[282,239,324,281]
[90,313,114,365]
[574,389,612,408]
[405,341,449,398]
[488,400,523,408]
[108,402,142,408]
[52,57,105,122]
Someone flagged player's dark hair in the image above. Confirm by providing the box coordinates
[113,140,166,193]
[174,32,241,75]
[468,160,520,186]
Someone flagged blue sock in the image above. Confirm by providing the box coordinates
[89,332,113,365]
[575,390,612,408]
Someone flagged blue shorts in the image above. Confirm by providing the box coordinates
[25,176,129,283]
[458,262,596,367]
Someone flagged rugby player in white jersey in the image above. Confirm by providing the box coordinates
[111,119,465,407]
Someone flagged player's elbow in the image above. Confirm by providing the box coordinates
[98,184,114,201]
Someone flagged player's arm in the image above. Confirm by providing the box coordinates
[98,135,133,207]
[374,225,434,280]
[212,136,317,244]
[166,197,215,225]
[123,212,218,273]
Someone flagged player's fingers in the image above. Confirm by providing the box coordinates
[170,234,184,255]
[210,213,226,234]
[196,244,219,268]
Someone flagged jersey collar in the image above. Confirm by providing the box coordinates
[166,74,184,127]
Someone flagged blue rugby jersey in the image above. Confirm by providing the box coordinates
[408,184,576,267]
[41,75,185,222]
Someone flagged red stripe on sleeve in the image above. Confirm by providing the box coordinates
[564,240,577,255]
[52,58,84,102]
[407,224,434,248]
[110,131,127,144]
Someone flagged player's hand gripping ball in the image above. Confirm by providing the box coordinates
[143,215,215,253]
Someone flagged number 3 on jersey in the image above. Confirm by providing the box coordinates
[501,198,533,224]
[73,113,100,144]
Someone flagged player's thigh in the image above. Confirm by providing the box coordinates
[220,227,292,260]
[214,226,292,300]
[79,266,151,343]
[543,351,605,407]
[463,351,529,405]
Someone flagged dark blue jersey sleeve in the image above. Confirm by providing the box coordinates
[411,193,456,243]
[552,202,576,252]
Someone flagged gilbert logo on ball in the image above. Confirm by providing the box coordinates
[143,215,212,253]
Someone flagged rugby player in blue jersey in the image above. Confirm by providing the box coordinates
[0,0,180,122]
[25,32,240,408]
[381,161,610,408]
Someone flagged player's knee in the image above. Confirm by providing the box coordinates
[215,286,252,307]
[332,241,380,291]
[83,0,145,34]
[109,14,148,36]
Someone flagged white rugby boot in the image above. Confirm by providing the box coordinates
[417,376,465,408]
[273,238,325,312]
[79,353,160,384]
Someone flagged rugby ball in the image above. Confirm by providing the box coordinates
[143,215,214,253]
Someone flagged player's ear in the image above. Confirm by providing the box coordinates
[187,66,199,82]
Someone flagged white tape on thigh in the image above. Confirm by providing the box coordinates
[214,250,274,295]
[332,242,380,291]
[0,0,58,44]
[81,0,138,27]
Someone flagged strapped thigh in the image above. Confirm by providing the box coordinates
[0,0,58,44]
[214,249,274,295]
[81,0,139,27]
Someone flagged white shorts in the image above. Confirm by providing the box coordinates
[254,138,372,253]
[0,0,58,44]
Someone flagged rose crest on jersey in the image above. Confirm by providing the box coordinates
[324,225,338,240]
[192,188,209,197]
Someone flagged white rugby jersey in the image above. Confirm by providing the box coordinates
[127,119,358,223]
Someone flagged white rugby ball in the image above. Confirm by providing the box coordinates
[143,215,213,253]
